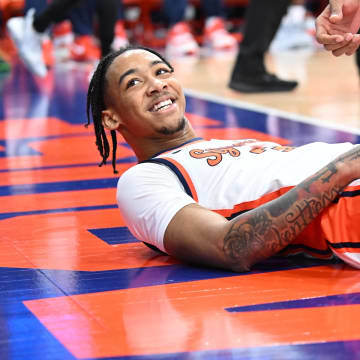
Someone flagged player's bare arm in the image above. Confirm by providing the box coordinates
[164,146,360,272]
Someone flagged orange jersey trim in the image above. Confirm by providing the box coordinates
[213,186,294,218]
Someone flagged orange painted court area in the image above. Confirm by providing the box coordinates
[24,265,360,358]
[2,57,360,360]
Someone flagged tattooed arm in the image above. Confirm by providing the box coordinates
[164,145,360,272]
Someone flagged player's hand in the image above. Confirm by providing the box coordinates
[316,0,360,56]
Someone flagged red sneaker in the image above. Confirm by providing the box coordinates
[165,22,199,58]
[204,17,237,52]
[42,35,54,68]
[53,20,74,48]
[112,20,129,50]
[70,35,100,62]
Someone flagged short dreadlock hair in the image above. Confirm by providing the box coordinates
[86,45,174,174]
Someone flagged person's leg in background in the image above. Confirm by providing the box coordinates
[25,0,55,69]
[32,0,83,33]
[164,0,187,29]
[229,0,298,93]
[163,0,199,58]
[7,0,84,76]
[68,0,100,62]
[25,0,47,14]
[69,0,120,61]
[94,0,119,57]
[112,1,129,51]
[201,0,237,52]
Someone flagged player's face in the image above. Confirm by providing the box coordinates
[104,49,186,138]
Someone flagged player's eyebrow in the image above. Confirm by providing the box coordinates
[118,60,169,86]
[119,69,136,86]
[150,60,167,67]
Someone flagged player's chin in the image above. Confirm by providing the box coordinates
[158,117,186,135]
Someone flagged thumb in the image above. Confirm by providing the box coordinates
[329,0,344,23]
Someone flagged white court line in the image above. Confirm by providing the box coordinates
[184,88,360,136]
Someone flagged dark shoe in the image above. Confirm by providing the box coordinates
[229,72,298,93]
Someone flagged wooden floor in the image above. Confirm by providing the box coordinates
[2,47,360,360]
[174,49,360,130]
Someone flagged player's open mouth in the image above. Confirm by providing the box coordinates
[149,98,176,112]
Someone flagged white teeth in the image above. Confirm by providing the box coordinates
[151,99,173,112]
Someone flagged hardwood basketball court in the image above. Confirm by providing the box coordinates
[1,35,360,359]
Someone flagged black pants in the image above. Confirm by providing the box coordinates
[356,29,360,74]
[33,0,119,56]
[231,0,292,76]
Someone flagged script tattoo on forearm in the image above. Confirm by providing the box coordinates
[222,145,360,271]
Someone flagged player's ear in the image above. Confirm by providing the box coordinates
[101,110,121,130]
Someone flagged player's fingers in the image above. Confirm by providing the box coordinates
[345,36,360,55]
[323,37,351,50]
[330,36,359,56]
[324,43,345,51]
[344,33,354,42]
[332,43,352,56]
[329,0,344,23]
[316,31,344,45]
[352,34,360,45]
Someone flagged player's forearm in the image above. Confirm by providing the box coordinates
[223,145,360,272]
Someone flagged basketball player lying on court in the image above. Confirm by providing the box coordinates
[87,45,360,272]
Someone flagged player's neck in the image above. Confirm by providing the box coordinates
[131,126,197,162]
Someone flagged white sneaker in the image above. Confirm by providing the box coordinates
[7,8,47,77]
[270,5,316,53]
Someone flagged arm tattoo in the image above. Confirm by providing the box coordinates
[223,146,360,271]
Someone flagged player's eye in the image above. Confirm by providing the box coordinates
[156,67,171,76]
[126,78,140,89]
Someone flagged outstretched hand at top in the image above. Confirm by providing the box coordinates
[316,0,360,56]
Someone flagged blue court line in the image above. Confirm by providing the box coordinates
[0,259,351,360]
[42,260,336,295]
[0,177,118,196]
[0,156,137,173]
[88,227,139,244]
[226,292,360,313]
[185,95,360,146]
[41,257,340,297]
[0,204,118,220]
[0,257,338,301]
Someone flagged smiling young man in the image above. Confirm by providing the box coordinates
[87,45,360,272]
[99,48,193,162]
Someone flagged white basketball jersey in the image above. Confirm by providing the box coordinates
[117,138,355,252]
